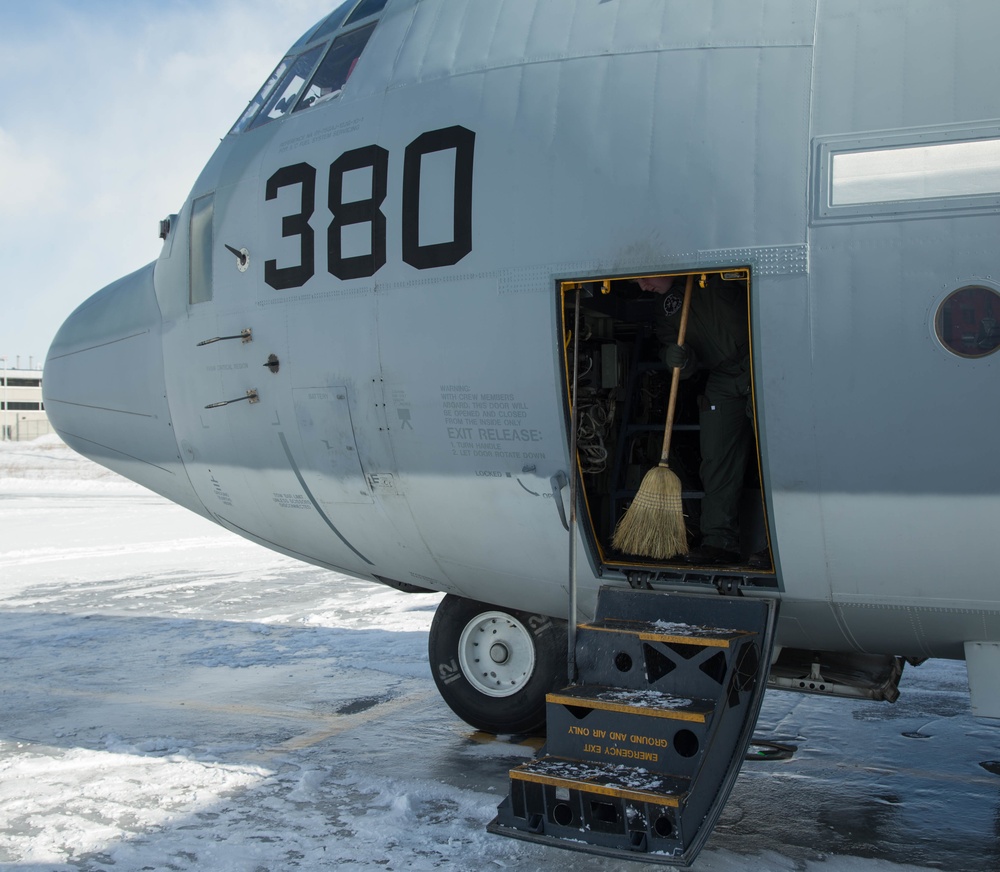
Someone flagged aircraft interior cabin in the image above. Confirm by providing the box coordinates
[559,270,774,579]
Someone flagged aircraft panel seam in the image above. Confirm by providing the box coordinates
[385,43,814,93]
[54,430,174,474]
[46,330,151,362]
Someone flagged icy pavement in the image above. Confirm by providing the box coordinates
[0,438,997,871]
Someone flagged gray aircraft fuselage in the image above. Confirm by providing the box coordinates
[44,0,1000,713]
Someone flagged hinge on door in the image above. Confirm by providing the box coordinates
[624,571,653,591]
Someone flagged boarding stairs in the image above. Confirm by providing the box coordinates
[489,587,777,866]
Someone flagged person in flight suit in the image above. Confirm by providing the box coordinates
[636,274,754,565]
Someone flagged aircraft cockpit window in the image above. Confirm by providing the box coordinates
[229,58,290,135]
[248,44,326,130]
[344,0,388,25]
[302,1,355,46]
[935,286,1000,358]
[189,193,214,305]
[293,23,377,112]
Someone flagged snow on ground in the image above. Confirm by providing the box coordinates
[0,437,997,871]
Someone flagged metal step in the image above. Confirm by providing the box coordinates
[509,754,689,806]
[548,684,714,722]
[490,586,777,866]
[546,684,715,778]
[581,616,757,646]
[489,755,691,863]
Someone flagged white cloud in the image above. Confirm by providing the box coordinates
[0,127,67,214]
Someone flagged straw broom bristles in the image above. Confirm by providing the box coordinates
[611,462,687,558]
[611,274,695,560]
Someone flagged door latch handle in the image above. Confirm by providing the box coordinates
[550,471,569,531]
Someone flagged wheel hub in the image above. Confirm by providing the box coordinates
[490,642,510,664]
[458,611,537,698]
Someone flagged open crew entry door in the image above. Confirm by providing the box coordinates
[558,269,773,580]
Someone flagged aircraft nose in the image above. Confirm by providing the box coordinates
[43,263,208,517]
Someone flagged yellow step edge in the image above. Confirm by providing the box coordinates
[637,630,732,648]
[580,621,755,649]
[510,768,682,808]
[547,692,708,723]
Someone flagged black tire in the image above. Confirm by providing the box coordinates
[428,594,567,734]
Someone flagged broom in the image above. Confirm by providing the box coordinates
[612,274,694,559]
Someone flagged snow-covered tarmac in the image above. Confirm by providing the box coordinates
[1,437,997,871]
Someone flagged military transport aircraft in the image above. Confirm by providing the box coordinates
[43,0,1000,865]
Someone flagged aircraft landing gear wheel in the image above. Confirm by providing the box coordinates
[429,594,567,734]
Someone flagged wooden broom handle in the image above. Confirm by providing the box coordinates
[659,274,694,463]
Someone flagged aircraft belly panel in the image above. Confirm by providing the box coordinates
[800,213,1000,622]
[158,302,378,574]
[820,493,1000,608]
[835,603,979,662]
[373,274,579,607]
[291,387,372,505]
[258,291,456,586]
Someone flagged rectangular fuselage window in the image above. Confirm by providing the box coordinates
[814,126,1000,223]
[832,139,1000,205]
[190,193,214,305]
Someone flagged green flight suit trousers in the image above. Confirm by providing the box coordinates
[698,394,752,553]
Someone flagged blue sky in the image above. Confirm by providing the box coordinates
[0,0,338,366]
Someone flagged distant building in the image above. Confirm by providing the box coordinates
[1,367,51,441]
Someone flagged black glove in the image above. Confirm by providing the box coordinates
[662,343,690,370]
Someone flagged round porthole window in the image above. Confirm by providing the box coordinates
[935,286,1000,358]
